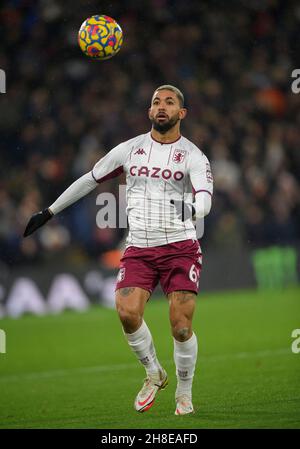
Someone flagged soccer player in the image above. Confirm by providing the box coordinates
[24,85,213,415]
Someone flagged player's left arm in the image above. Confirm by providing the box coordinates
[189,149,213,219]
[171,149,213,221]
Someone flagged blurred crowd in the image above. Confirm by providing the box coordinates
[0,0,299,268]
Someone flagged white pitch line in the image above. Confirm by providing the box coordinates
[0,347,291,383]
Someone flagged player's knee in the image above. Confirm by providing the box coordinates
[172,322,192,342]
[116,303,141,330]
[170,310,192,340]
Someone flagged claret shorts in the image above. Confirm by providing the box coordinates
[115,239,202,296]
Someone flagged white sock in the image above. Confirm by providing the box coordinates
[124,320,162,375]
[174,332,198,398]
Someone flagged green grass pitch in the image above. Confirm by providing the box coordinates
[0,287,299,429]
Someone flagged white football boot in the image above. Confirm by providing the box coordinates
[175,394,194,415]
[134,368,168,412]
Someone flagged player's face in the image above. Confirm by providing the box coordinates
[148,90,187,134]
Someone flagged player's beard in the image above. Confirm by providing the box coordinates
[151,113,180,134]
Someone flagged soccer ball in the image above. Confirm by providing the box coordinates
[78,15,123,60]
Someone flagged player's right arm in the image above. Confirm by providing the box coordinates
[23,141,128,237]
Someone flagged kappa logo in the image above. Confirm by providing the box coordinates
[173,149,186,164]
[134,148,147,156]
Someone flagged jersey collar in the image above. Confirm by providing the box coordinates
[150,132,182,145]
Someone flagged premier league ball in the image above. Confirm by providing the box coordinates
[78,15,123,60]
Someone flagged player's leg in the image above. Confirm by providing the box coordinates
[168,290,198,415]
[115,286,168,412]
[158,239,201,415]
[116,286,149,334]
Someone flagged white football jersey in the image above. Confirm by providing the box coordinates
[92,132,213,247]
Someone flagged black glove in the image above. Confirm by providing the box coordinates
[170,199,195,222]
[23,208,53,237]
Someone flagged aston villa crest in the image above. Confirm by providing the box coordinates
[172,149,186,164]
